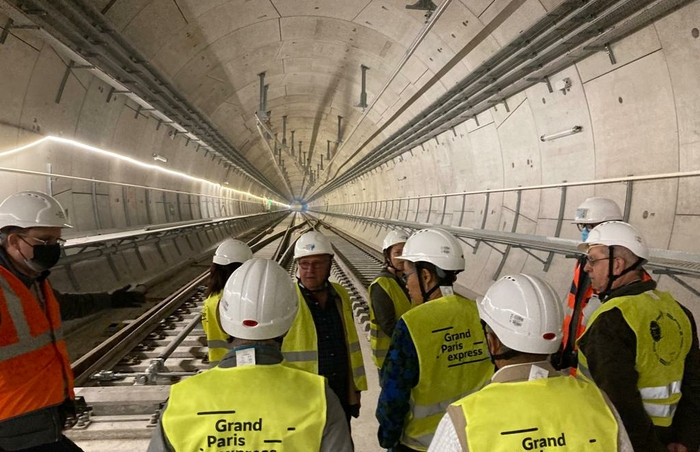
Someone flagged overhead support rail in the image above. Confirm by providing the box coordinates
[3,0,285,199]
[312,171,700,284]
[310,0,693,200]
[315,210,700,280]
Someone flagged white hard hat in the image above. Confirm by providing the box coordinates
[577,221,649,260]
[398,228,465,271]
[294,230,334,259]
[383,230,409,251]
[572,197,623,224]
[478,274,563,355]
[0,191,72,229]
[218,258,298,340]
[213,238,253,265]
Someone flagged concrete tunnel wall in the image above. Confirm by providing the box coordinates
[0,2,697,321]
[0,15,273,234]
[317,1,700,321]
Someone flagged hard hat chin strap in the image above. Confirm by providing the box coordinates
[600,245,645,301]
[417,263,451,303]
[384,249,399,272]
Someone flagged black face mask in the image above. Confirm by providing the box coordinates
[24,243,61,272]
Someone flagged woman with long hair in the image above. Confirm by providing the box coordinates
[202,238,252,366]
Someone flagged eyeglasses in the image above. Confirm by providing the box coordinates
[18,234,66,247]
[298,260,330,271]
[401,270,417,283]
[585,255,610,266]
[576,224,596,232]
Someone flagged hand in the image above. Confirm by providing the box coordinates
[111,284,147,308]
[666,443,688,452]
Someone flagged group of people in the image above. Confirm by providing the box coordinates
[0,189,697,452]
[368,197,699,452]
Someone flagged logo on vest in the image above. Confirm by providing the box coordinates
[521,432,566,450]
[434,327,486,366]
[201,417,279,452]
[650,312,684,366]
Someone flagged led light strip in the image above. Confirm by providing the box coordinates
[0,136,289,208]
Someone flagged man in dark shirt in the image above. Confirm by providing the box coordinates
[282,230,367,428]
[577,221,700,452]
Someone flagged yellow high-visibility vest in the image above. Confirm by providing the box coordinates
[400,293,493,450]
[368,275,412,368]
[453,375,619,451]
[162,362,326,451]
[201,291,231,365]
[282,283,367,391]
[578,290,692,427]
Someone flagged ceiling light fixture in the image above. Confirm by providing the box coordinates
[540,126,583,142]
[0,136,289,207]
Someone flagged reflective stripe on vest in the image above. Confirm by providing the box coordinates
[452,375,619,451]
[400,293,493,451]
[561,260,593,359]
[162,363,326,451]
[282,283,367,391]
[0,277,55,360]
[0,267,74,421]
[201,291,232,364]
[368,275,412,369]
[578,290,691,427]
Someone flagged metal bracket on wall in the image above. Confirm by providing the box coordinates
[106,87,130,103]
[91,181,102,230]
[56,61,94,104]
[584,42,616,65]
[623,178,634,222]
[0,18,39,44]
[652,270,700,297]
[456,236,477,250]
[493,190,521,280]
[440,195,448,225]
[526,75,553,93]
[519,247,548,264]
[473,192,490,254]
[543,185,567,272]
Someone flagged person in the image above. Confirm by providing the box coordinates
[200,238,252,366]
[576,221,700,452]
[0,191,142,451]
[429,273,633,451]
[376,228,493,451]
[368,230,412,372]
[147,258,353,452]
[281,230,367,428]
[554,197,651,371]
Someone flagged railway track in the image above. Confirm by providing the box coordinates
[65,215,389,451]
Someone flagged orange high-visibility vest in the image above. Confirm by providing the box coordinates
[561,259,653,368]
[0,266,74,420]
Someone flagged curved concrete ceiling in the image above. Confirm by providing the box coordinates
[0,0,698,311]
[91,0,556,199]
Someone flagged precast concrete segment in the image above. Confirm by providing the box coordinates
[2,0,285,199]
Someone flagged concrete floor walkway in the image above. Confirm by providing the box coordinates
[351,322,384,452]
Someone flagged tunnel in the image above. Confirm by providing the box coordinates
[0,0,698,450]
